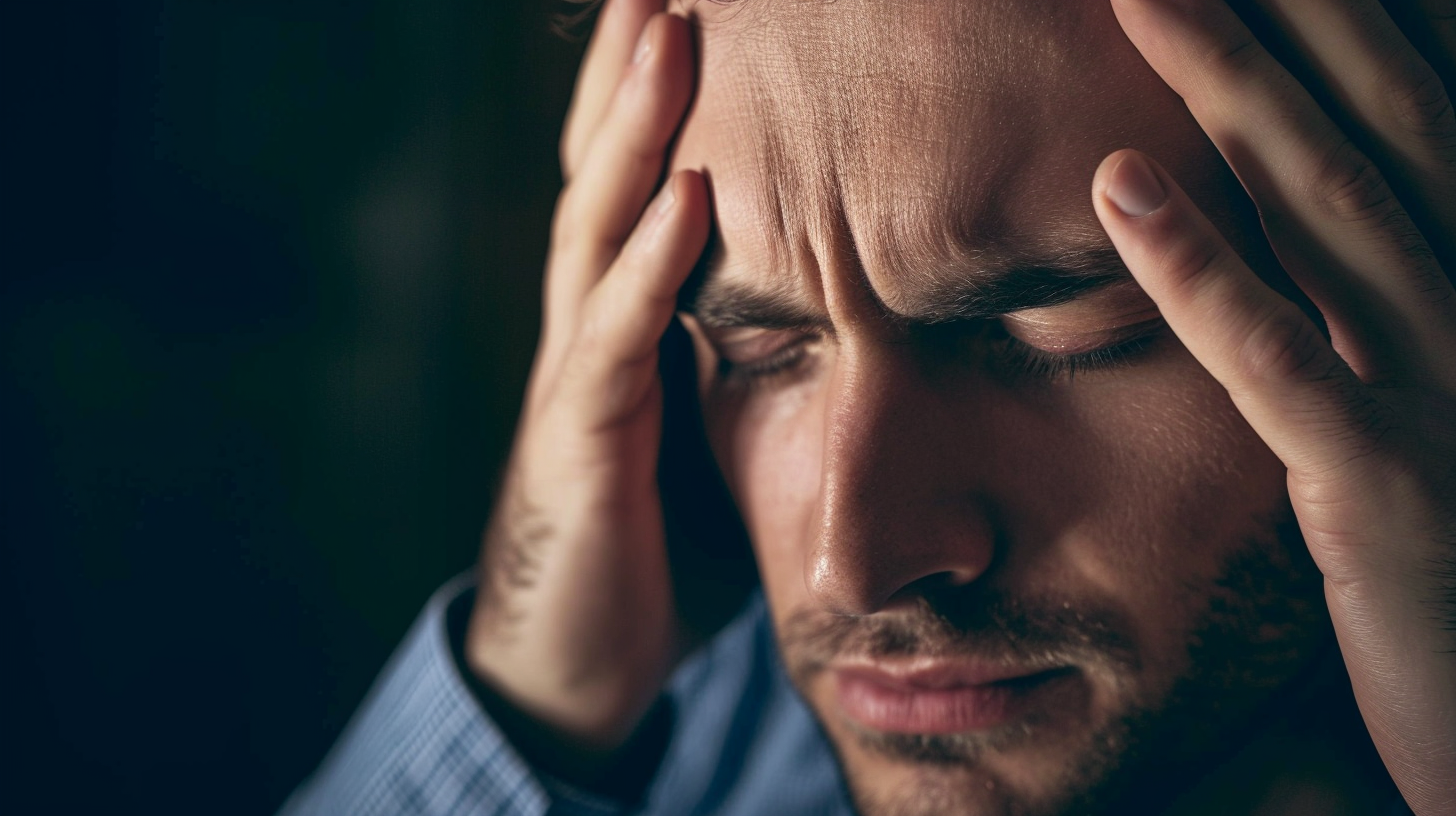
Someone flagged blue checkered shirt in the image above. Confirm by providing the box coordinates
[278,575,853,815]
[280,576,1419,816]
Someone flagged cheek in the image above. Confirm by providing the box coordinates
[705,379,827,608]
[1022,346,1290,668]
[702,336,1291,675]
[1095,355,1281,563]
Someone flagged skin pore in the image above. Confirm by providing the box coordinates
[664,1,1396,814]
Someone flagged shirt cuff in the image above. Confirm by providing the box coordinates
[280,574,554,816]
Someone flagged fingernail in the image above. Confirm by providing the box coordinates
[632,19,655,65]
[1107,152,1167,218]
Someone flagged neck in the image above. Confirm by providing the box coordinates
[1159,645,1400,816]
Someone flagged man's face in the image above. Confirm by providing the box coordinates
[670,1,1330,814]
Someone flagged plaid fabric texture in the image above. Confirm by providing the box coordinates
[279,574,558,816]
[277,575,1414,816]
[279,576,851,816]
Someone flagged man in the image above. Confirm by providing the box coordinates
[282,0,1456,813]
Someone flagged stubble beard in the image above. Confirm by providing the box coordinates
[777,507,1331,816]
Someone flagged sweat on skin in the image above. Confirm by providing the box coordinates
[662,1,1380,814]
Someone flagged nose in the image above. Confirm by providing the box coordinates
[806,342,998,616]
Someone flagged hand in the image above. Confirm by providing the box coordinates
[1098,1,1456,813]
[463,0,707,779]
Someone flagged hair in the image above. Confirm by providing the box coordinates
[550,0,608,40]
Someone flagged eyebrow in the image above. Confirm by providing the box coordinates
[680,245,1132,330]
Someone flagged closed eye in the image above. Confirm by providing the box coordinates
[711,319,1165,387]
[988,317,1166,381]
[712,328,821,387]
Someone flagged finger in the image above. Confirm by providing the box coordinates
[1395,0,1456,88]
[1423,0,1456,68]
[544,13,696,349]
[1250,0,1456,265]
[1093,149,1391,479]
[1111,0,1456,378]
[560,0,663,181]
[566,170,710,427]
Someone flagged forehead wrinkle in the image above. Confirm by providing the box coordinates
[699,0,1079,307]
[708,9,857,316]
[686,0,1173,325]
[684,31,818,313]
[812,6,1083,318]
[850,131,1036,318]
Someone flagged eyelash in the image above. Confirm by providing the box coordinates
[717,322,1163,386]
[989,326,1162,381]
[718,338,816,386]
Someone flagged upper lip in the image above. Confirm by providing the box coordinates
[830,659,1057,691]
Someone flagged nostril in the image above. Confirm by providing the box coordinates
[806,523,1000,616]
[806,550,887,617]
[882,570,980,608]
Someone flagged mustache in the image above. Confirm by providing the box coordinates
[778,588,1142,679]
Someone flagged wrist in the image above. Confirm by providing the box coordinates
[448,583,673,797]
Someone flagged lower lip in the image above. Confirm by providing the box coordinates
[835,669,1068,734]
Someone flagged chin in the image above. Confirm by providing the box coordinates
[805,668,1146,816]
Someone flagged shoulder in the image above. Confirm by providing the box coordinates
[648,592,853,816]
[279,575,551,816]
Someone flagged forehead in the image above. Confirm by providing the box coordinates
[672,0,1218,315]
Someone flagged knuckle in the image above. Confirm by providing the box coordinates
[554,327,616,400]
[549,193,574,250]
[560,135,581,181]
[1210,31,1263,77]
[559,112,582,169]
[1340,390,1397,451]
[1156,232,1227,292]
[1390,232,1448,298]
[548,202,585,259]
[1288,394,1395,487]
[551,183,583,238]
[1381,54,1456,144]
[1233,304,1329,385]
[574,300,613,352]
[1310,139,1399,225]
[550,183,627,259]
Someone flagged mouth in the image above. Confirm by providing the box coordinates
[832,661,1077,734]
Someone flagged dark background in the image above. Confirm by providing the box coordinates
[4,1,585,812]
